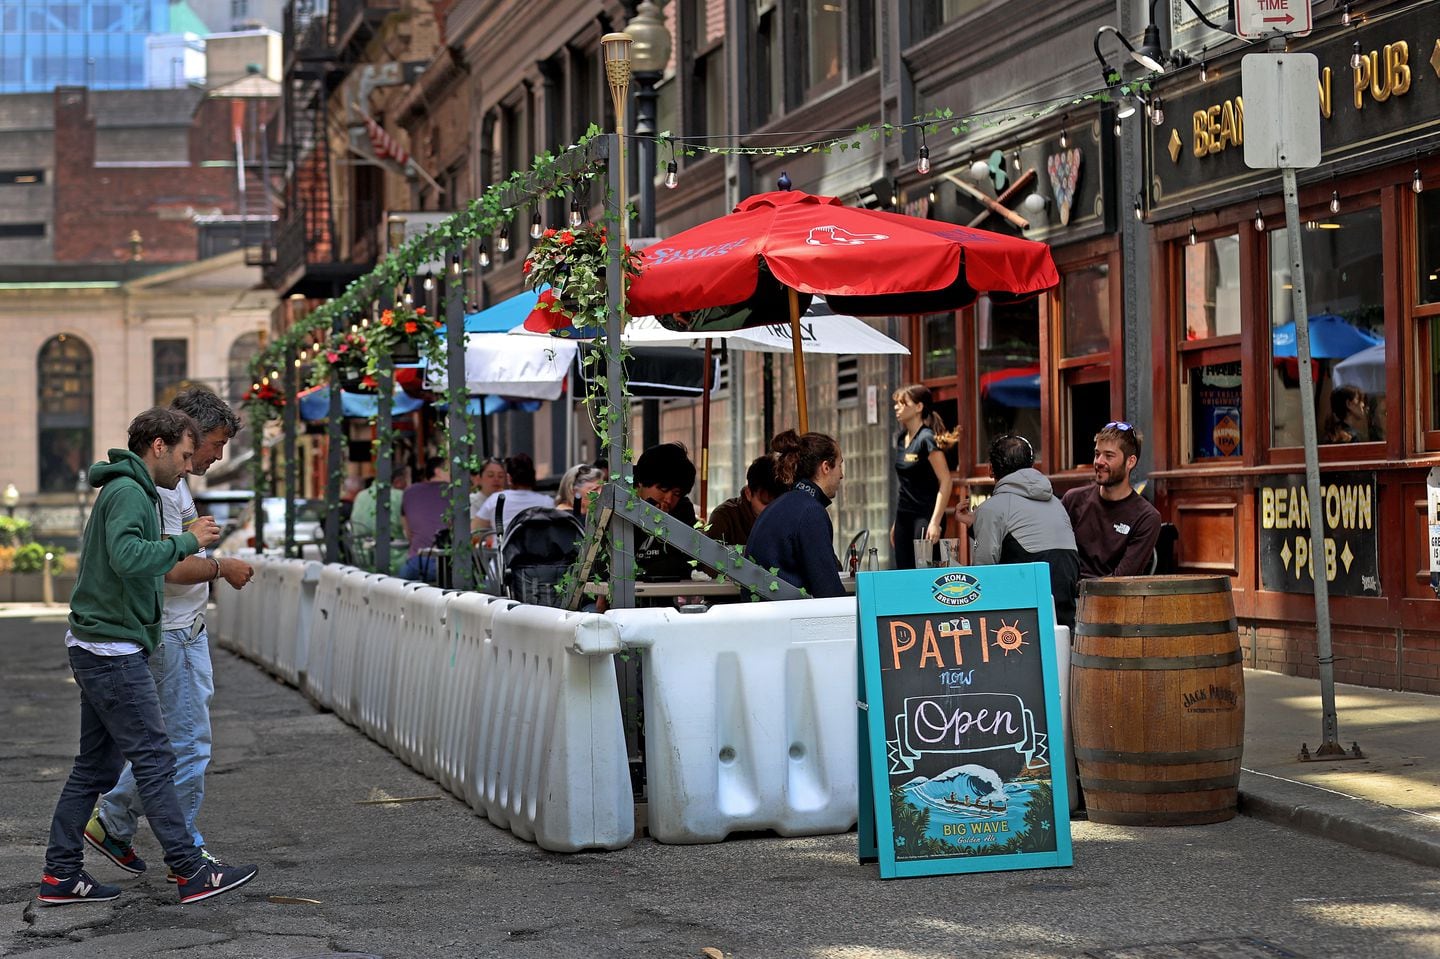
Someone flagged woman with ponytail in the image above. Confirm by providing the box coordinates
[745,430,847,598]
[890,384,956,569]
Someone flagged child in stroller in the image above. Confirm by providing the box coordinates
[497,505,586,607]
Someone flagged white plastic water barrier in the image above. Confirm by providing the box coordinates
[609,598,860,844]
[271,558,323,686]
[454,596,634,852]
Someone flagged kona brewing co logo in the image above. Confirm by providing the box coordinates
[932,572,981,607]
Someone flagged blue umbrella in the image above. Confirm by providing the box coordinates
[297,385,425,421]
[461,287,549,333]
[1272,314,1381,359]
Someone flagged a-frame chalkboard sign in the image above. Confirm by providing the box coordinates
[857,563,1073,879]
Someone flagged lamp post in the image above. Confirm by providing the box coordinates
[2,483,17,519]
[625,0,671,452]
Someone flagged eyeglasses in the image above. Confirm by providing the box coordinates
[1104,421,1135,432]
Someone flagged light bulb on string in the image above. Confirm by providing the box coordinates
[1133,193,1144,221]
[497,226,510,254]
[1350,41,1364,70]
[1114,115,1123,137]
[1415,167,1425,194]
[1340,2,1352,26]
[1254,206,1265,232]
[569,196,583,228]
[928,183,937,205]
[422,272,435,292]
[665,159,678,189]
[917,144,930,176]
[270,368,280,379]
[252,381,261,391]
[299,349,308,360]
[402,282,414,307]
[293,357,302,368]
[450,252,461,276]
[1189,224,1198,246]
[1330,190,1340,213]
[1011,149,1021,172]
[529,211,543,239]
[1059,126,1068,149]
[478,243,491,268]
[261,376,269,386]
[1149,97,1165,126]
[1200,59,1208,82]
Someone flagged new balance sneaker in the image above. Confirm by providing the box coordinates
[167,848,225,883]
[83,810,147,875]
[36,869,121,906]
[175,860,258,904]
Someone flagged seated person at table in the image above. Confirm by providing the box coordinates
[555,462,606,516]
[399,457,449,582]
[472,453,554,538]
[468,457,507,518]
[633,442,698,581]
[746,430,847,598]
[706,454,786,547]
[350,465,410,571]
[1062,421,1160,580]
[957,434,1079,632]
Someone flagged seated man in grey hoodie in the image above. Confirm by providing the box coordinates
[958,434,1079,632]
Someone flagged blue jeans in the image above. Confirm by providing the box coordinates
[45,646,203,877]
[98,623,214,848]
[398,553,438,583]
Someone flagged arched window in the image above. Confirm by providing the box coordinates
[227,331,262,408]
[37,334,94,492]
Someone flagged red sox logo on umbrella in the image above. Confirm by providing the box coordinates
[806,226,890,246]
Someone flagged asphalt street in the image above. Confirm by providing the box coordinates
[2,611,1438,959]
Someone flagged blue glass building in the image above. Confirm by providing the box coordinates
[0,0,174,91]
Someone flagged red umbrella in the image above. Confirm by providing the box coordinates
[628,189,1059,430]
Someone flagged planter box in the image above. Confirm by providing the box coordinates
[0,572,77,604]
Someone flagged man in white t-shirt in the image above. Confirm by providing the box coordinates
[87,386,255,882]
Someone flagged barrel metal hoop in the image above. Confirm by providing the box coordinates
[1075,618,1239,638]
[1070,649,1244,670]
[1080,576,1231,597]
[1074,745,1244,765]
[1079,774,1240,794]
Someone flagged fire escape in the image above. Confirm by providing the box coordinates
[262,0,398,298]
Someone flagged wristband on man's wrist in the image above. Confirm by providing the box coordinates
[209,557,222,582]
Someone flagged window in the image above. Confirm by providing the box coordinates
[1417,188,1440,442]
[685,0,726,140]
[230,0,248,22]
[919,312,956,380]
[0,169,43,185]
[909,0,988,38]
[1179,233,1243,462]
[752,0,783,125]
[37,334,93,493]
[152,338,188,405]
[805,0,843,90]
[847,0,876,75]
[1058,261,1114,470]
[0,223,45,237]
[975,295,1042,466]
[1267,208,1385,448]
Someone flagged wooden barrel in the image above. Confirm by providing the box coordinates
[1071,575,1245,826]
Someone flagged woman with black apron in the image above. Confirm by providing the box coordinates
[891,384,955,569]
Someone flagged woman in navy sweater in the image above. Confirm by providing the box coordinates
[746,430,847,598]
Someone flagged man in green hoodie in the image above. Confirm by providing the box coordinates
[38,407,259,907]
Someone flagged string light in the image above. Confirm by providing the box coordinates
[497,225,510,254]
[1011,148,1021,172]
[665,139,679,189]
[1340,2,1352,26]
[529,211,543,239]
[1415,166,1425,194]
[1254,205,1265,232]
[450,252,461,276]
[422,272,435,292]
[478,243,491,268]
[1148,96,1165,126]
[1188,223,1198,246]
[569,196,583,228]
[1134,193,1144,220]
[402,282,414,307]
[928,183,937,205]
[270,368,280,379]
[1114,115,1123,137]
[916,127,930,175]
[1059,125,1068,149]
[1350,41,1364,70]
[293,357,302,368]
[1200,59,1208,82]
[299,349,308,360]
[1330,189,1340,213]
[252,381,261,391]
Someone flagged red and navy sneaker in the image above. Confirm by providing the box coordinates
[36,869,121,906]
[175,860,258,904]
[84,810,147,875]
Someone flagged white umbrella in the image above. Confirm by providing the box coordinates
[426,333,577,400]
[1331,342,1386,395]
[623,310,909,355]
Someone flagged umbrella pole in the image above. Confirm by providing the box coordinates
[788,287,808,433]
[700,340,712,517]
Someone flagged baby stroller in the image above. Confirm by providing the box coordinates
[497,506,586,607]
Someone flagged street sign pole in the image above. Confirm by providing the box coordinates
[1243,46,1359,761]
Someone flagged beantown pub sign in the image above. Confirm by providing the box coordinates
[1146,3,1440,214]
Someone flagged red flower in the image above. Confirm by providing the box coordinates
[361,375,377,389]
[560,231,575,245]
[380,313,394,327]
[522,260,532,274]
[404,321,419,334]
[326,351,339,362]
[415,307,426,316]
[543,228,556,238]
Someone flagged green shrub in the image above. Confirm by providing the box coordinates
[0,516,32,547]
[12,542,65,575]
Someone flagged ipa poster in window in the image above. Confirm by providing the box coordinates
[1194,363,1242,458]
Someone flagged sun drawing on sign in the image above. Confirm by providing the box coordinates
[992,620,1028,655]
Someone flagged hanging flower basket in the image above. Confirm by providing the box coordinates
[241,381,286,421]
[365,304,444,375]
[310,329,370,388]
[523,227,639,332]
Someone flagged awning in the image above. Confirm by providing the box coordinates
[297,384,425,420]
[426,334,579,400]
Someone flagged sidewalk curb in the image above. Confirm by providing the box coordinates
[1239,770,1440,870]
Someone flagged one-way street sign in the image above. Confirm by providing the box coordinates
[1236,0,1313,38]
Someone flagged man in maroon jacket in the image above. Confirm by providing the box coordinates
[1062,421,1160,580]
